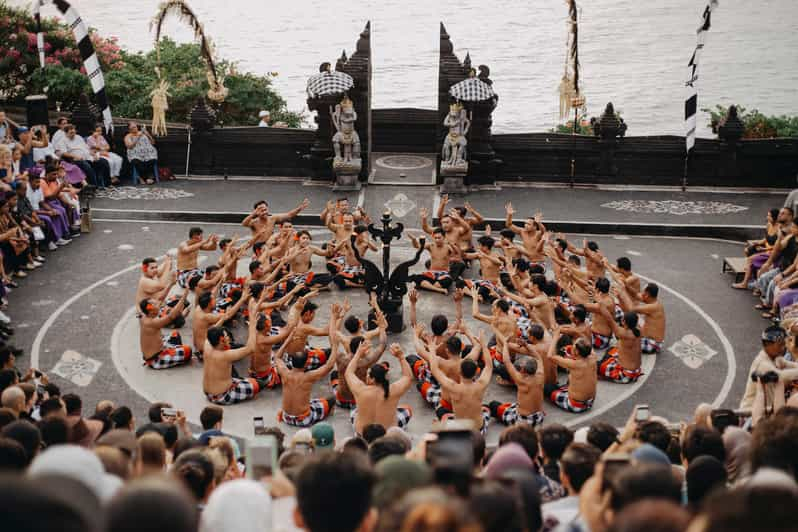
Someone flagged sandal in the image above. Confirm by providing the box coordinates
[761,311,776,319]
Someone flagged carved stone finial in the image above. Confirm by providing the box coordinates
[440,22,452,54]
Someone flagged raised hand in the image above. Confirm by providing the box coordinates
[505,202,515,216]
[389,343,403,358]
[408,287,419,304]
[299,198,310,210]
[452,288,463,303]
[419,207,429,219]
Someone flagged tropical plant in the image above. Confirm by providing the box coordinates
[703,105,798,139]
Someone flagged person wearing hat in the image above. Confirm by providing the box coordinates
[739,325,798,426]
[258,110,271,128]
[311,422,335,451]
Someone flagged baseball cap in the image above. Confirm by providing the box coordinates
[311,422,335,449]
[17,126,29,133]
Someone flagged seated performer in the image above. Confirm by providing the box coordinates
[134,256,173,310]
[242,198,309,245]
[544,330,597,414]
[328,228,370,289]
[569,277,615,354]
[595,307,643,384]
[463,235,504,302]
[616,282,666,355]
[275,305,339,427]
[282,299,333,370]
[249,311,298,385]
[192,289,250,359]
[346,343,413,435]
[407,324,483,419]
[504,203,547,268]
[409,228,458,294]
[420,207,467,280]
[284,230,333,289]
[489,333,545,427]
[202,298,265,405]
[138,288,192,369]
[330,305,388,409]
[176,227,218,288]
[427,336,493,435]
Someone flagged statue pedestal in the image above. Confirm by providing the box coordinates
[440,162,469,194]
[332,159,363,191]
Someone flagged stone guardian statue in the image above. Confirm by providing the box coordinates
[441,102,470,174]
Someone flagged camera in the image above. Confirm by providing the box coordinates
[750,370,779,384]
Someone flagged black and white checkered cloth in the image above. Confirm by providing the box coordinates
[34,0,114,132]
[685,1,719,154]
[306,71,354,98]
[449,77,496,102]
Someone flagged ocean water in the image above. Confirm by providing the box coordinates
[10,0,798,136]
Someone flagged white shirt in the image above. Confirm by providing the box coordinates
[27,185,44,211]
[33,144,56,163]
[51,129,66,147]
[54,134,92,161]
[258,120,270,127]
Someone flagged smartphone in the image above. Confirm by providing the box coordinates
[33,370,43,378]
[253,416,266,436]
[634,404,650,423]
[161,407,178,419]
[602,453,631,493]
[429,426,475,496]
[246,435,278,480]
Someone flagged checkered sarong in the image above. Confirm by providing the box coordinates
[422,270,452,283]
[306,71,354,97]
[205,377,261,405]
[248,366,281,388]
[448,77,496,101]
[641,337,663,354]
[350,406,413,430]
[614,304,624,324]
[288,271,315,285]
[550,385,594,413]
[592,331,612,351]
[219,279,245,299]
[597,348,642,384]
[495,403,545,427]
[465,278,498,292]
[330,369,357,409]
[177,268,202,289]
[143,332,192,369]
[284,346,328,371]
[278,398,332,427]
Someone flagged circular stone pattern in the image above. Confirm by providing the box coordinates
[600,200,748,216]
[376,155,433,171]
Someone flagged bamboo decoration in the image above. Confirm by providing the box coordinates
[558,0,585,120]
[149,0,227,134]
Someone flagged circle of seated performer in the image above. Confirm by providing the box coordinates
[544,330,598,414]
[596,307,643,384]
[409,228,458,294]
[176,227,218,288]
[346,342,414,436]
[138,288,193,370]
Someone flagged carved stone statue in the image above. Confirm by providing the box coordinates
[330,95,361,173]
[440,102,470,175]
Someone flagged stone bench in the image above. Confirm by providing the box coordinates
[722,257,747,283]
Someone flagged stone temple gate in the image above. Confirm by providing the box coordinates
[306,22,500,192]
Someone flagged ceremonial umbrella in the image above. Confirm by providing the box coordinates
[448,77,496,102]
[306,71,354,98]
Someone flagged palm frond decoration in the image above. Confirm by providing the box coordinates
[150,0,228,106]
[558,0,585,120]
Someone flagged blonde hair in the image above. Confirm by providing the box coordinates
[0,145,11,164]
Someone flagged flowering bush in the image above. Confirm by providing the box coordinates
[703,105,798,139]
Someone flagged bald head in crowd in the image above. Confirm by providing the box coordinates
[1,386,25,417]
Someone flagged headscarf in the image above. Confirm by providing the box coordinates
[200,479,272,532]
[28,444,122,503]
[372,456,433,509]
[723,427,752,484]
[484,442,534,480]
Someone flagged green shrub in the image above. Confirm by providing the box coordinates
[703,105,798,139]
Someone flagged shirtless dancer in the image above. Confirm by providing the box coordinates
[135,256,174,308]
[428,336,494,435]
[203,299,266,405]
[410,228,458,294]
[330,305,388,409]
[347,343,414,434]
[407,324,483,419]
[275,304,339,427]
[595,307,643,384]
[282,300,332,371]
[505,203,547,268]
[544,331,598,413]
[570,277,615,354]
[192,289,250,359]
[329,227,371,289]
[139,288,193,369]
[242,198,309,244]
[420,208,467,280]
[616,282,666,355]
[472,294,521,382]
[176,227,218,288]
[284,230,333,289]
[463,235,504,302]
[501,275,557,331]
[489,334,545,427]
